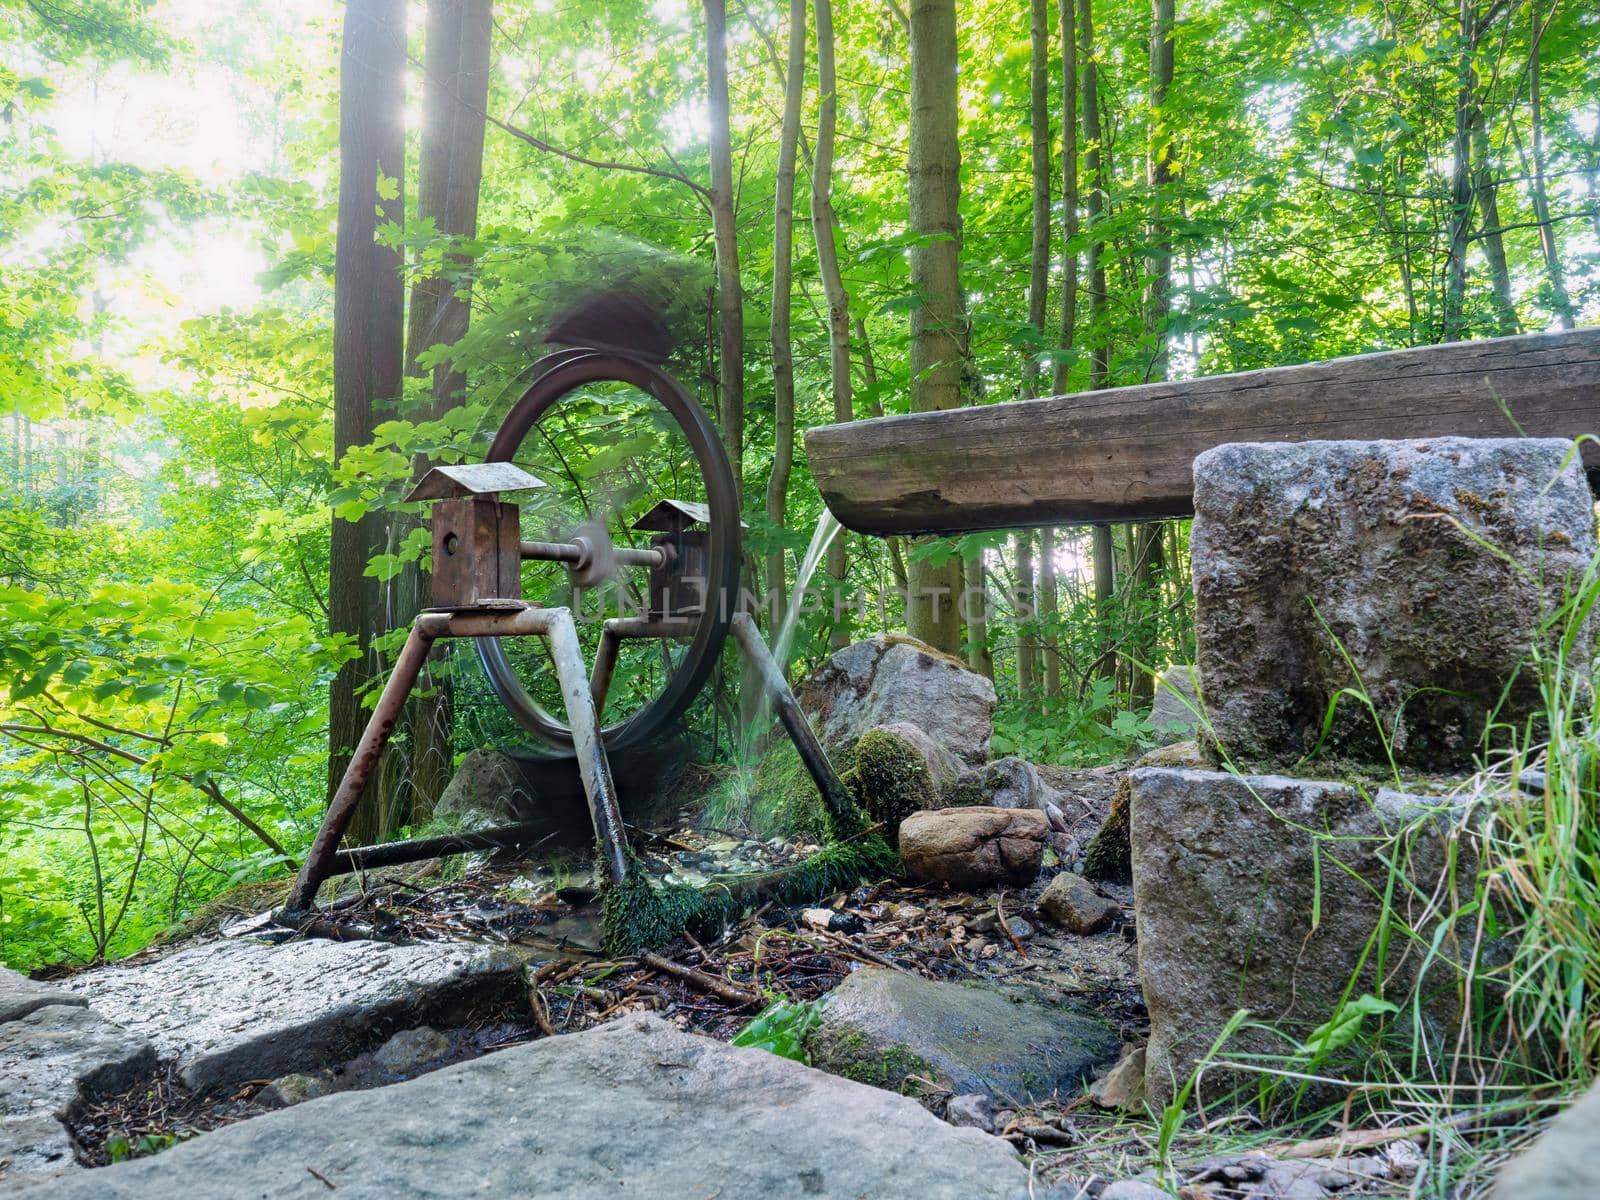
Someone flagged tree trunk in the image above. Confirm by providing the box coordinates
[1053,0,1079,398]
[1038,525,1060,703]
[1527,0,1574,330]
[1025,0,1051,402]
[1471,101,1518,336]
[766,0,806,622]
[1129,522,1164,707]
[1443,0,1474,342]
[904,0,965,655]
[1080,0,1115,677]
[813,0,854,650]
[329,0,405,846]
[1015,532,1036,702]
[703,0,745,491]
[963,549,993,679]
[1144,0,1175,379]
[395,0,492,828]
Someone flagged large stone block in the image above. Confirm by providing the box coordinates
[1129,766,1473,1109]
[0,966,86,1024]
[1192,437,1595,769]
[0,1004,155,1182]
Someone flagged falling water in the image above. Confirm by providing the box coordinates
[771,510,843,672]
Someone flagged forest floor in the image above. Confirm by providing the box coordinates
[52,765,1439,1197]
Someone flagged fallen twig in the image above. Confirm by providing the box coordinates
[639,950,761,1006]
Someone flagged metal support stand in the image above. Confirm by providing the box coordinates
[280,606,855,919]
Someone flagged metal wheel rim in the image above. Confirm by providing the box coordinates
[476,349,741,755]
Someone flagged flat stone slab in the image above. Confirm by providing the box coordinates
[0,1004,155,1183]
[805,967,1118,1104]
[14,1014,1033,1200]
[66,937,524,1092]
[1192,437,1595,769]
[0,966,87,1024]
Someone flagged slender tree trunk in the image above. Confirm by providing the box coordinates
[1022,0,1061,705]
[1038,525,1060,703]
[1053,0,1079,399]
[1015,531,1037,701]
[856,316,911,596]
[766,0,806,622]
[703,0,745,491]
[1527,0,1574,330]
[329,0,405,845]
[1144,0,1175,378]
[1583,120,1600,242]
[814,0,855,650]
[1443,0,1474,342]
[1025,0,1051,402]
[905,0,965,655]
[1471,102,1519,336]
[1080,0,1115,677]
[963,549,993,679]
[397,0,492,827]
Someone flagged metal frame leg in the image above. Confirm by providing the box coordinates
[282,613,451,916]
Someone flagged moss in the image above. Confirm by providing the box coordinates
[600,835,899,955]
[1081,774,1132,884]
[1083,742,1202,884]
[702,733,862,840]
[848,727,935,845]
[815,1029,942,1095]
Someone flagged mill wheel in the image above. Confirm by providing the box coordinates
[475,349,741,756]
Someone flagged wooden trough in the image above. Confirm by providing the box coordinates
[805,328,1600,536]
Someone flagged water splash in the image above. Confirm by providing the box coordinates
[771,511,842,671]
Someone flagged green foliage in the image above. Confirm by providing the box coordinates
[731,996,827,1062]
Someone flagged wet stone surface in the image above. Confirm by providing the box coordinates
[65,936,525,1092]
[0,1003,155,1183]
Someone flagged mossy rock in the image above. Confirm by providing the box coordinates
[804,967,1118,1105]
[1082,741,1203,884]
[701,733,859,839]
[849,727,936,845]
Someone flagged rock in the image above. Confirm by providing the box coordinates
[945,1092,997,1132]
[874,721,966,795]
[851,726,938,842]
[797,634,997,764]
[260,1072,329,1108]
[1081,743,1202,884]
[1149,665,1200,745]
[0,967,87,1024]
[1489,1079,1600,1199]
[1090,1045,1147,1111]
[372,1026,451,1074]
[66,937,523,1092]
[805,967,1118,1105]
[899,807,1048,890]
[1130,766,1471,1108]
[1192,437,1596,769]
[947,757,1050,811]
[434,748,535,826]
[1038,872,1119,936]
[1099,1183,1170,1200]
[15,1014,1033,1200]
[0,1003,155,1182]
